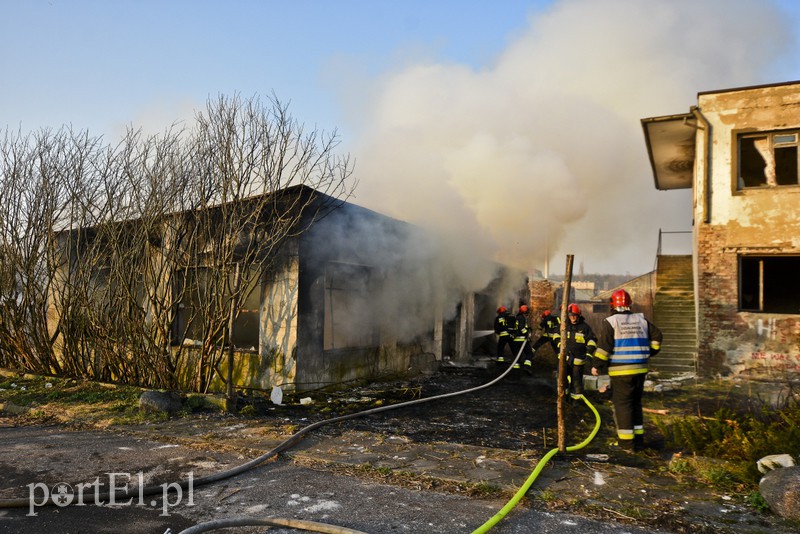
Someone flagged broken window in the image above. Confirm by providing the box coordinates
[172,266,261,349]
[739,256,800,313]
[738,131,799,189]
[324,262,375,350]
[234,271,261,350]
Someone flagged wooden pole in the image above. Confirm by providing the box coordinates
[226,262,240,413]
[557,254,574,453]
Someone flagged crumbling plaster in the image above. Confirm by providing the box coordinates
[693,83,800,379]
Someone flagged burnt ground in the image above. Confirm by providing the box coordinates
[4,361,800,533]
[312,366,562,450]
[232,361,800,534]
[244,358,621,454]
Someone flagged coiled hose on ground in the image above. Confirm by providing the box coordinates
[0,342,601,534]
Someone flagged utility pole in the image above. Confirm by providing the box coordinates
[557,254,574,452]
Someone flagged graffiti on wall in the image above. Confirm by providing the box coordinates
[756,318,776,340]
[748,351,800,373]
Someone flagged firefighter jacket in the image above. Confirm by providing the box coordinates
[511,313,531,342]
[533,315,561,349]
[561,317,597,367]
[542,316,561,341]
[494,312,512,338]
[593,311,662,376]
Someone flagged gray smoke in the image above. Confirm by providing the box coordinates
[341,0,793,278]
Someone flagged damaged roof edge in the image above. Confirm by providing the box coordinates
[697,79,800,97]
[641,113,696,191]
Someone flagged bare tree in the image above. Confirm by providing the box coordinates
[0,127,104,375]
[177,93,354,400]
[0,93,355,399]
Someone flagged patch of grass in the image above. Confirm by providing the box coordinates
[0,374,169,426]
[1,375,141,405]
[616,504,648,520]
[656,393,800,488]
[746,490,770,514]
[470,482,503,498]
[700,466,737,490]
[537,489,557,502]
[668,457,692,474]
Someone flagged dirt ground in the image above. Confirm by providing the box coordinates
[234,361,799,534]
[3,362,800,533]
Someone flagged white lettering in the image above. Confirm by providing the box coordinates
[160,482,183,516]
[26,482,48,517]
[107,472,133,506]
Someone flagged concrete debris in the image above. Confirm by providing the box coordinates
[757,454,796,474]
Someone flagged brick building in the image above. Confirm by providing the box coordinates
[642,81,800,379]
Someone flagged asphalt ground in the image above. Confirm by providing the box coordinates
[1,363,796,533]
[0,424,664,534]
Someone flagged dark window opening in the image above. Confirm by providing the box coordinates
[172,266,261,349]
[738,132,800,189]
[233,274,261,350]
[324,262,375,350]
[739,256,800,313]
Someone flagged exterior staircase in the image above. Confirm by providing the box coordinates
[651,255,697,377]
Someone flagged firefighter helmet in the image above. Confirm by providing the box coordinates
[567,303,581,315]
[497,306,508,314]
[519,305,530,314]
[610,289,632,309]
[541,310,551,319]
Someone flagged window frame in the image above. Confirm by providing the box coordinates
[323,261,376,351]
[737,129,800,190]
[171,264,261,350]
[738,255,800,314]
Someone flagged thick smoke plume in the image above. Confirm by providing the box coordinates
[343,0,793,282]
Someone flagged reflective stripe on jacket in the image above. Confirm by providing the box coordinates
[494,313,511,337]
[595,312,661,376]
[512,313,530,341]
[563,320,596,366]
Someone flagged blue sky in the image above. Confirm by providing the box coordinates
[1,0,544,138]
[3,0,800,276]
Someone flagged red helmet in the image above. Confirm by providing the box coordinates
[567,303,581,315]
[541,310,551,319]
[519,305,530,314]
[610,289,632,309]
[497,306,508,314]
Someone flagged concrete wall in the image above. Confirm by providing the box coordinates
[694,83,800,378]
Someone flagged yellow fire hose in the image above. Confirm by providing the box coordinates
[471,393,601,534]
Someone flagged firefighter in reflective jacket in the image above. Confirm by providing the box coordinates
[494,306,513,363]
[592,289,663,451]
[559,304,597,399]
[509,305,534,369]
[532,310,561,356]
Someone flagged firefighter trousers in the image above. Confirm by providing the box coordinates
[560,359,585,397]
[509,338,533,364]
[609,373,647,445]
[496,335,513,360]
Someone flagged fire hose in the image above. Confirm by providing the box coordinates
[0,339,601,534]
[470,392,601,534]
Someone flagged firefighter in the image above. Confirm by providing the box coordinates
[494,306,513,363]
[509,305,534,370]
[532,309,561,357]
[559,303,597,400]
[591,289,662,452]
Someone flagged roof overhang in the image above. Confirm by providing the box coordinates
[641,113,696,190]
